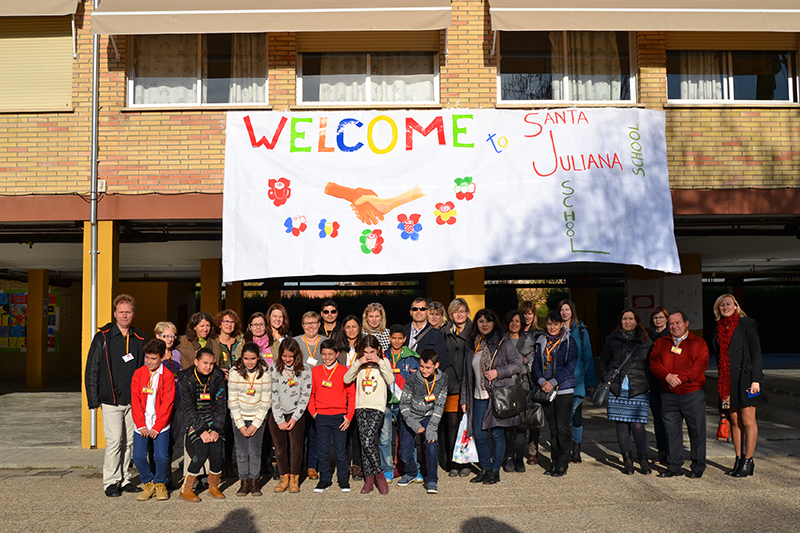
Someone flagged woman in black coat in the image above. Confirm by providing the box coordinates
[712,294,765,477]
[598,309,652,475]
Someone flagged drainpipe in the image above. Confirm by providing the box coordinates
[89,0,101,449]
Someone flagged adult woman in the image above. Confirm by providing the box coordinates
[646,306,670,464]
[428,301,448,330]
[532,310,578,477]
[155,321,182,370]
[712,294,765,477]
[177,311,223,371]
[244,312,273,366]
[519,301,538,334]
[598,309,653,475]
[502,310,536,473]
[215,309,244,371]
[267,304,292,356]
[460,309,524,485]
[558,299,596,463]
[362,302,391,352]
[335,314,364,479]
[443,298,472,477]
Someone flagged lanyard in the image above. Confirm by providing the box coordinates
[473,339,482,357]
[124,332,130,354]
[193,367,208,396]
[364,363,375,380]
[323,362,338,382]
[324,324,334,337]
[302,335,319,360]
[146,368,157,390]
[347,345,357,366]
[424,373,437,397]
[246,369,257,390]
[390,350,401,369]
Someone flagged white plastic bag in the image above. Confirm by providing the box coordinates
[452,413,479,464]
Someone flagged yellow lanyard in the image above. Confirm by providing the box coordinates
[193,367,208,396]
[473,339,482,357]
[323,362,338,382]
[302,335,319,360]
[146,369,157,390]
[424,373,437,397]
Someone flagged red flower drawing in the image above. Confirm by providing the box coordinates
[434,202,457,225]
[268,177,291,206]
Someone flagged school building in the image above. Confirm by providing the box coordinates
[1,1,799,447]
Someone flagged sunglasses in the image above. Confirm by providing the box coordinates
[321,309,337,314]
[411,307,428,312]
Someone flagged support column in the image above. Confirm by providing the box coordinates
[26,269,49,389]
[427,271,451,305]
[81,220,119,449]
[226,282,245,321]
[200,258,222,315]
[454,268,484,319]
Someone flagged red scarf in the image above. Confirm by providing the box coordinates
[716,314,739,407]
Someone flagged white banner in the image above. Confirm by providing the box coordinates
[223,108,680,281]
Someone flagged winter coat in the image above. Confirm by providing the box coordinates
[443,319,471,395]
[218,334,245,370]
[405,322,448,371]
[460,330,525,435]
[177,335,223,370]
[567,321,596,397]
[400,369,449,441]
[85,322,147,408]
[598,330,652,398]
[532,330,578,392]
[180,366,227,435]
[712,317,766,408]
[646,326,670,391]
[131,364,176,433]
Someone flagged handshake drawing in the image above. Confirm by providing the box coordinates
[324,182,425,226]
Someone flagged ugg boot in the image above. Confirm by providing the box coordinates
[207,473,225,499]
[288,474,300,493]
[621,452,635,475]
[137,482,156,501]
[274,474,290,493]
[179,475,201,502]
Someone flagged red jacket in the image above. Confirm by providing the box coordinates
[131,364,176,433]
[308,363,355,421]
[649,333,709,395]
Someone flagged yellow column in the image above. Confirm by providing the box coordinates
[200,259,222,315]
[81,220,119,449]
[26,269,49,389]
[454,268,485,319]
[118,281,168,337]
[225,282,245,321]
[427,271,451,305]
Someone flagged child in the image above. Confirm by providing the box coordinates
[180,347,227,502]
[269,338,311,493]
[344,335,394,495]
[397,348,448,494]
[131,338,175,501]
[309,339,355,493]
[228,342,272,497]
[380,324,421,483]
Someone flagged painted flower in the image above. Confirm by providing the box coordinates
[283,215,307,236]
[434,202,457,225]
[318,219,340,239]
[268,177,291,206]
[454,176,476,201]
[396,214,422,241]
[359,229,384,254]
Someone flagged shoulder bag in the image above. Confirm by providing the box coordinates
[592,346,635,408]
[489,340,528,419]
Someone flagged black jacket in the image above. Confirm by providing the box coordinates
[712,316,766,408]
[598,330,652,398]
[443,319,471,395]
[405,322,448,371]
[180,366,228,435]
[85,322,147,408]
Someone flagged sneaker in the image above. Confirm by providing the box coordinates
[384,472,394,483]
[414,473,424,484]
[339,480,351,493]
[425,482,438,494]
[314,480,332,493]
[396,474,416,487]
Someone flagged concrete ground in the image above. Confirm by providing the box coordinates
[1,376,799,532]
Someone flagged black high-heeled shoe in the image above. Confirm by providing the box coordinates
[725,456,742,476]
[732,457,754,478]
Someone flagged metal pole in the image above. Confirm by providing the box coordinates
[89,0,101,449]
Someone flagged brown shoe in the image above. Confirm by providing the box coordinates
[351,464,364,480]
[155,483,169,501]
[527,454,539,466]
[289,474,300,493]
[375,474,389,495]
[208,473,225,499]
[236,479,250,497]
[250,478,262,497]
[307,468,319,480]
[137,482,156,501]
[274,474,290,493]
[179,475,201,502]
[360,475,374,494]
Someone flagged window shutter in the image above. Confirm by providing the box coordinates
[666,32,798,51]
[297,30,440,52]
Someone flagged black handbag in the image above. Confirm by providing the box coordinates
[592,347,635,408]
[518,400,546,430]
[489,340,528,419]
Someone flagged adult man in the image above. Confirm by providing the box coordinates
[404,298,448,372]
[85,294,148,496]
[318,299,340,342]
[649,311,709,478]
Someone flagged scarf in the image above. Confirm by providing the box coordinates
[475,338,492,391]
[716,314,740,408]
[621,329,635,342]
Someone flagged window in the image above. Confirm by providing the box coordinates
[499,31,633,103]
[299,51,437,104]
[666,50,797,102]
[130,34,267,106]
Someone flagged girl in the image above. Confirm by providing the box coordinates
[336,314,364,480]
[228,342,272,496]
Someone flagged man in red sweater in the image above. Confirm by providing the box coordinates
[309,339,356,493]
[650,311,709,478]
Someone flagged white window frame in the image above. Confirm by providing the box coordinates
[296,51,440,107]
[127,34,269,108]
[496,30,637,105]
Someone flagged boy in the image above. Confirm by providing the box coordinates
[397,348,448,494]
[308,339,355,493]
[131,338,175,501]
[380,324,421,483]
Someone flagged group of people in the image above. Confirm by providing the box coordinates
[85,292,764,501]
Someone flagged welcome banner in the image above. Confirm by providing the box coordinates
[222,108,680,282]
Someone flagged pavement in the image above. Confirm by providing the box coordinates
[1,373,799,532]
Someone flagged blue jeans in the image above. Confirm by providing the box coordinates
[315,414,350,483]
[398,415,439,484]
[472,399,505,471]
[133,429,170,484]
[380,404,418,475]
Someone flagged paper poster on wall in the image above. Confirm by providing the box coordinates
[663,275,703,330]
[627,279,661,326]
[223,108,680,281]
[0,290,60,352]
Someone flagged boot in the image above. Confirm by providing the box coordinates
[179,475,201,502]
[137,482,156,501]
[155,483,169,501]
[725,456,742,476]
[288,474,300,493]
[469,469,490,483]
[360,475,374,494]
[621,452,635,475]
[274,474,290,493]
[207,473,225,499]
[375,473,389,495]
[250,478,262,497]
[733,457,754,478]
[638,454,652,475]
[571,443,582,463]
[483,470,500,485]
[236,479,250,497]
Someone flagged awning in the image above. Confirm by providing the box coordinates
[92,0,452,35]
[1,0,79,16]
[489,1,800,32]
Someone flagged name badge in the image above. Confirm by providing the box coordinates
[425,394,436,402]
[670,345,682,354]
[142,387,153,394]
[307,357,318,366]
[392,368,400,374]
[287,378,297,387]
[363,379,374,387]
[122,353,134,363]
[199,393,211,400]
[321,380,333,388]
[246,388,256,395]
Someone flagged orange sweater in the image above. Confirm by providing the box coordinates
[308,363,355,421]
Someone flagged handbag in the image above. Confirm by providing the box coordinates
[452,413,479,464]
[518,400,546,430]
[531,386,557,403]
[592,347,636,408]
[716,416,732,443]
[488,340,528,419]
